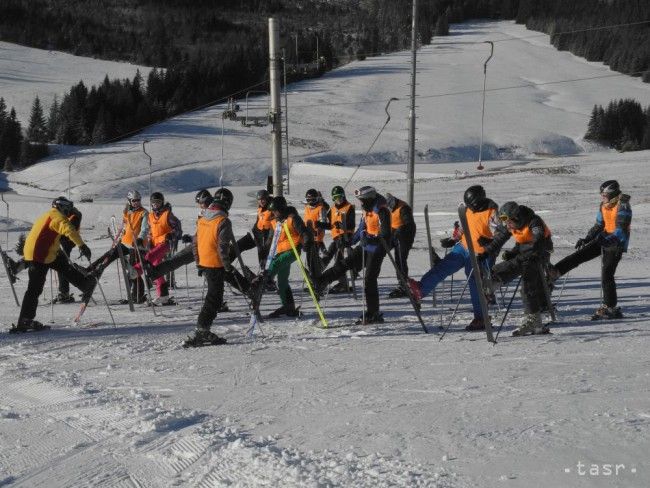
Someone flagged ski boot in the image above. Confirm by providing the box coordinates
[154,296,176,306]
[183,328,227,348]
[53,292,75,304]
[465,317,486,331]
[9,318,51,333]
[329,281,351,294]
[591,305,623,321]
[512,312,548,336]
[388,286,408,299]
[407,278,422,303]
[267,305,302,319]
[355,312,384,325]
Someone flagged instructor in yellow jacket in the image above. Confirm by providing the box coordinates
[13,197,94,333]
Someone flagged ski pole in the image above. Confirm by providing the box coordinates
[50,270,55,323]
[184,243,190,299]
[554,272,570,308]
[1,192,8,250]
[85,256,116,328]
[493,276,522,344]
[439,270,472,341]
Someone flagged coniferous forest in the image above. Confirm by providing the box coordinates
[0,0,649,167]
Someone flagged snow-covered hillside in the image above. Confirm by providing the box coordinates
[0,41,150,125]
[5,20,650,200]
[0,20,649,488]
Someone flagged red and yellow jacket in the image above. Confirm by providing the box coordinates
[24,208,85,264]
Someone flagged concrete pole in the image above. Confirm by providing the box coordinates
[269,18,284,197]
[283,48,291,195]
[406,0,418,208]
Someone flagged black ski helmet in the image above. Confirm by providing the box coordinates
[268,196,287,212]
[599,180,621,200]
[331,185,345,200]
[52,196,74,216]
[256,189,270,201]
[150,192,165,206]
[213,187,234,211]
[305,188,319,205]
[463,185,486,211]
[499,201,522,225]
[195,189,213,206]
[354,185,377,201]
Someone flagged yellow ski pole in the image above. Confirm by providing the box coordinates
[282,222,328,328]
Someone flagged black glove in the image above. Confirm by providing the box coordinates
[165,234,175,245]
[476,251,490,262]
[477,236,493,247]
[136,238,145,248]
[502,249,517,261]
[197,266,204,277]
[181,234,193,244]
[306,220,313,229]
[223,261,233,273]
[575,238,586,249]
[334,221,343,230]
[440,237,456,248]
[79,244,92,261]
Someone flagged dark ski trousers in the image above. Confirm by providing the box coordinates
[234,231,268,268]
[323,238,350,286]
[554,240,623,307]
[492,255,547,314]
[57,239,75,295]
[392,230,415,283]
[320,245,385,316]
[306,241,326,278]
[197,267,224,330]
[19,253,94,323]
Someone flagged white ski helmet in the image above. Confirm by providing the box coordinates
[127,190,142,202]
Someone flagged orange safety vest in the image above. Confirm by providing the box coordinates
[256,207,274,232]
[460,207,496,254]
[364,209,382,237]
[601,203,618,234]
[274,215,302,254]
[196,214,226,268]
[122,208,146,246]
[149,208,173,246]
[390,200,406,230]
[304,204,326,243]
[511,221,552,244]
[330,202,354,239]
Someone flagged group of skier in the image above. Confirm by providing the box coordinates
[1,178,632,344]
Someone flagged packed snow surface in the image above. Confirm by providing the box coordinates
[1,20,649,488]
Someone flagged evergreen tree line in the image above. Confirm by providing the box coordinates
[0,0,522,156]
[517,0,650,82]
[585,99,650,152]
[0,97,49,171]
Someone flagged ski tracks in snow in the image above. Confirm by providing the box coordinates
[0,367,463,487]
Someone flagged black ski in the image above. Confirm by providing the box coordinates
[228,228,264,327]
[423,204,439,307]
[457,203,495,343]
[109,220,135,312]
[379,237,429,334]
[0,241,20,307]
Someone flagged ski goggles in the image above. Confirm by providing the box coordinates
[498,214,511,222]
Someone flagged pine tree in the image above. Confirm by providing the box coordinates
[434,11,449,37]
[27,96,48,143]
[47,96,60,141]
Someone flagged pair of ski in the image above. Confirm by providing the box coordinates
[0,241,20,307]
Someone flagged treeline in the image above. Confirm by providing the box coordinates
[0,0,522,154]
[585,99,650,152]
[0,97,48,171]
[517,0,650,82]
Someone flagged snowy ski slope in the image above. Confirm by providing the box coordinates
[0,20,649,488]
